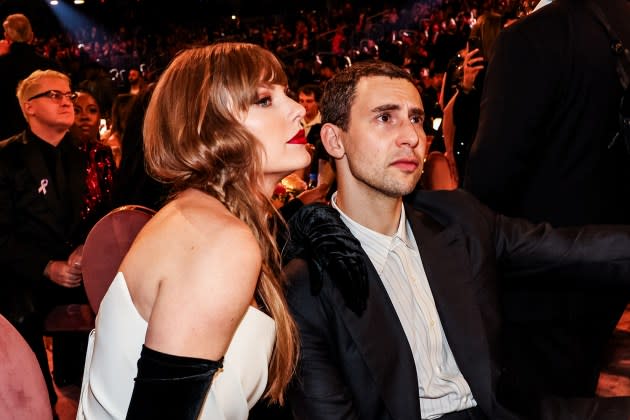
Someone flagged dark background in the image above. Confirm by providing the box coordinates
[0,0,409,36]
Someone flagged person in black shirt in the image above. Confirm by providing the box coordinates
[0,69,87,413]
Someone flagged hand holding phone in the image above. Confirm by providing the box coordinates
[467,36,484,60]
[461,40,486,93]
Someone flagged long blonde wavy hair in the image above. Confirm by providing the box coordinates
[143,42,298,404]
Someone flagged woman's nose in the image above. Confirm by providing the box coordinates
[293,99,306,121]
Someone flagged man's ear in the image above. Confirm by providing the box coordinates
[320,123,345,159]
[22,101,34,117]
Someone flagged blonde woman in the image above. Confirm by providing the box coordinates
[77,43,310,419]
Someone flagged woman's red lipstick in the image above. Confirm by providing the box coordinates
[287,129,306,144]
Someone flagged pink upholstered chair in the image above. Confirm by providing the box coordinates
[0,314,53,420]
[82,205,155,313]
[44,205,155,334]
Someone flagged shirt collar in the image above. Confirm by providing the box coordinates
[331,192,415,273]
[302,112,321,128]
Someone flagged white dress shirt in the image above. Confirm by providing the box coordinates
[332,193,476,419]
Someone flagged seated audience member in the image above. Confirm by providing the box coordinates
[298,84,322,137]
[283,84,322,184]
[283,60,630,420]
[127,67,145,96]
[0,69,87,413]
[77,42,311,420]
[70,84,116,236]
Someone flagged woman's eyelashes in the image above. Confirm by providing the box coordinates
[254,84,291,108]
[255,96,272,107]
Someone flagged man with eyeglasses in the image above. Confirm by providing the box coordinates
[0,69,88,414]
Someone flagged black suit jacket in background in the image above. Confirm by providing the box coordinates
[284,190,630,420]
[463,0,630,396]
[0,130,87,323]
[465,0,630,226]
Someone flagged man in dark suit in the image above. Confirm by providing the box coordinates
[464,0,630,397]
[0,69,87,412]
[283,60,630,419]
[0,13,58,139]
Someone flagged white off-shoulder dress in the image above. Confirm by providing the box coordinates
[77,272,276,420]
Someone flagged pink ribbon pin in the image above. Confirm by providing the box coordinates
[38,179,48,195]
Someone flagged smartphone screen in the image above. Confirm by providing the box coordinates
[99,118,108,137]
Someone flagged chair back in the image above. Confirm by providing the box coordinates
[0,315,53,420]
[82,205,155,313]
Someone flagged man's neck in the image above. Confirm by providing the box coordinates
[335,187,403,236]
[29,123,68,146]
[303,112,320,125]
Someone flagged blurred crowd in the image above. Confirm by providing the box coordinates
[4,0,630,418]
[3,0,536,117]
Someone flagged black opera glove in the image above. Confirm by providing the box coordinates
[126,345,223,420]
[284,203,369,315]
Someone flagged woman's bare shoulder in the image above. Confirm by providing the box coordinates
[123,189,262,308]
[157,189,262,270]
[133,190,264,359]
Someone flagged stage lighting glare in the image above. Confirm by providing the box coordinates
[74,0,85,4]
[50,0,59,4]
[231,15,237,20]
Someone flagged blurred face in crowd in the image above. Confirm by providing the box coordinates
[23,76,75,131]
[71,91,101,143]
[299,91,319,121]
[324,75,426,200]
[243,83,311,190]
[431,73,443,90]
[128,69,141,85]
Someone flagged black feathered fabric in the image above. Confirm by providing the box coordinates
[284,203,369,315]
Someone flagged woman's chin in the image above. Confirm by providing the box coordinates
[295,150,313,171]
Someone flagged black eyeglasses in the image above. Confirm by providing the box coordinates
[27,90,78,103]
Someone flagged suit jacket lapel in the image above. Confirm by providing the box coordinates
[406,205,494,414]
[336,254,422,420]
